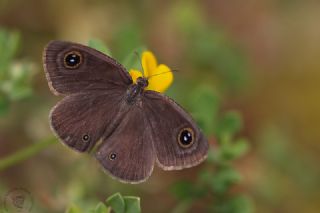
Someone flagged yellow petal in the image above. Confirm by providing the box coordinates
[129,69,143,83]
[142,51,157,77]
[146,64,173,93]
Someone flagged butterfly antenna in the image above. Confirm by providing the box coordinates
[147,69,179,80]
[134,51,145,77]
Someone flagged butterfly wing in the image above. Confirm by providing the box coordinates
[143,91,209,170]
[43,40,132,95]
[50,90,127,152]
[95,105,155,183]
[44,40,133,152]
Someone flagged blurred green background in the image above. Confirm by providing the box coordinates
[1,0,320,212]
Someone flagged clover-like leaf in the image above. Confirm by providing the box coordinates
[94,202,108,213]
[122,46,146,71]
[106,193,125,213]
[65,204,83,213]
[216,111,242,139]
[123,196,140,213]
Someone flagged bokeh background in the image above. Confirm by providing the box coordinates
[1,0,320,212]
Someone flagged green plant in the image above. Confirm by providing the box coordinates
[66,193,140,213]
[0,28,56,171]
[170,84,252,213]
[0,28,34,116]
[0,32,252,213]
[166,3,253,212]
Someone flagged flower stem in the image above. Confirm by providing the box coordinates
[0,137,57,171]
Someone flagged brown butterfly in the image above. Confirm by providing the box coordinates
[43,41,208,183]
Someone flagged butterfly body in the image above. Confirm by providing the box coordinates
[125,77,148,104]
[43,41,209,183]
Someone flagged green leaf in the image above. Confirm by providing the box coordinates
[9,85,32,100]
[219,138,250,161]
[65,204,83,213]
[123,196,140,213]
[217,111,242,139]
[88,39,112,56]
[188,84,220,135]
[201,167,242,194]
[4,30,20,61]
[106,193,125,213]
[0,29,20,77]
[228,138,250,159]
[121,46,146,71]
[94,202,108,213]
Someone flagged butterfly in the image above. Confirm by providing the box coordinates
[43,41,208,183]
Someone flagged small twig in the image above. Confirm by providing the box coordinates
[0,137,57,171]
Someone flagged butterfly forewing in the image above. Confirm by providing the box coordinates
[43,40,132,95]
[50,90,126,152]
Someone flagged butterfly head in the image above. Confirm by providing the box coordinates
[136,77,149,89]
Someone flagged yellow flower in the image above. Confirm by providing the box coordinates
[129,51,173,93]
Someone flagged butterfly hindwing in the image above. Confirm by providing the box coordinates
[143,91,209,170]
[95,106,155,183]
